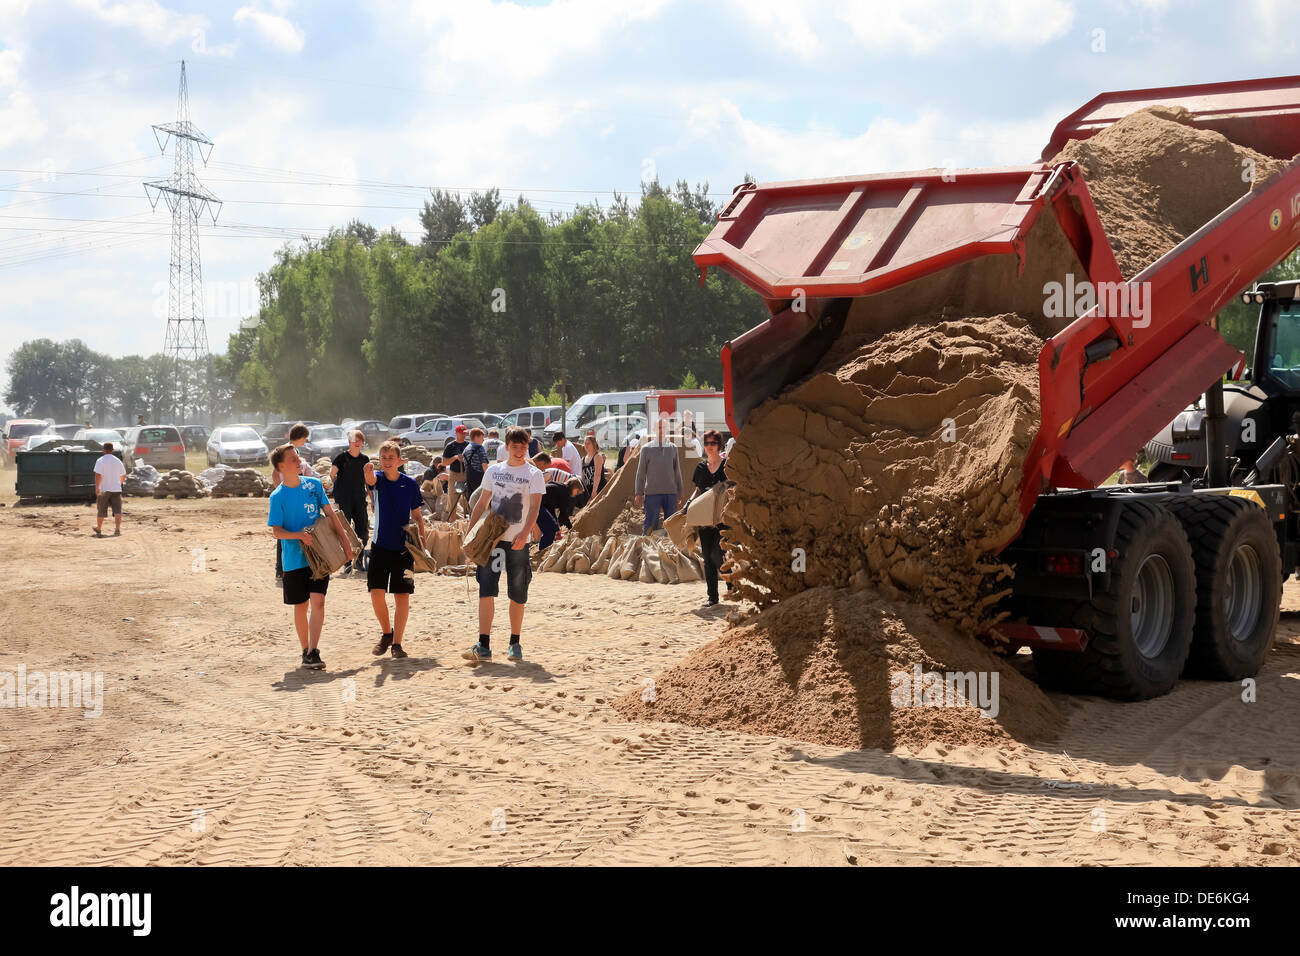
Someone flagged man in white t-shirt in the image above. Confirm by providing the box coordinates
[554,433,582,478]
[93,442,128,537]
[463,426,544,663]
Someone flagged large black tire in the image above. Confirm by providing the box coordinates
[1033,501,1195,700]
[1165,495,1280,680]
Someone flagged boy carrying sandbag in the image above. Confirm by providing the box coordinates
[268,442,354,670]
[364,440,426,659]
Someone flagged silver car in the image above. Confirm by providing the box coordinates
[121,425,186,472]
[397,417,486,450]
[207,426,271,466]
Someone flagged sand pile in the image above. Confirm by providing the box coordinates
[572,445,698,538]
[1051,106,1291,278]
[723,313,1040,632]
[615,587,1062,750]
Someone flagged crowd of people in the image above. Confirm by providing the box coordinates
[262,415,735,671]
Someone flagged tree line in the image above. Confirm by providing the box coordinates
[4,180,763,425]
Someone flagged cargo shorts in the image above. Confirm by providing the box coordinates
[96,491,122,517]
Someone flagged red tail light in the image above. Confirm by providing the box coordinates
[134,446,149,456]
[1044,552,1084,576]
[170,444,185,453]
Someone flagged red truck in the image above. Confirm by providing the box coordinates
[693,76,1300,699]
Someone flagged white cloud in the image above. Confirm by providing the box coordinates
[410,0,672,87]
[70,0,208,45]
[233,4,305,54]
[682,98,1061,181]
[0,48,45,152]
[836,0,1075,55]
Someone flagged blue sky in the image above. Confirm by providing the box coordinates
[2,0,1299,410]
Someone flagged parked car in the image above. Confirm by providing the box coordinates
[260,421,319,451]
[341,419,391,448]
[207,426,271,466]
[179,425,212,451]
[388,413,442,434]
[73,427,127,449]
[110,426,129,439]
[396,417,486,450]
[121,425,186,472]
[50,423,84,440]
[2,419,52,466]
[584,412,648,448]
[301,424,350,464]
[454,411,506,430]
[22,433,70,451]
[500,406,562,432]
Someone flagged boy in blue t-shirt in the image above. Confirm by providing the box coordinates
[268,442,354,670]
[364,440,427,659]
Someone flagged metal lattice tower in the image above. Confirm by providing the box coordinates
[144,60,221,409]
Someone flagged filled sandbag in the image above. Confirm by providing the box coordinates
[406,522,439,573]
[665,508,691,551]
[463,509,509,567]
[618,538,644,580]
[301,513,363,579]
[426,522,467,567]
[591,536,618,574]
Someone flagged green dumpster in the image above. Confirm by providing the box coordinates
[15,442,117,499]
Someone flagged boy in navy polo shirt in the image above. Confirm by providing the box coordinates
[364,440,426,659]
[268,443,354,670]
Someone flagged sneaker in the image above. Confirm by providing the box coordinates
[390,643,408,660]
[94,528,103,537]
[307,648,325,670]
[340,563,353,576]
[372,633,393,656]
[462,643,492,662]
[300,648,312,668]
[113,529,120,536]
[506,643,522,662]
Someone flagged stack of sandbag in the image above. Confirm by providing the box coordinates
[123,463,161,497]
[401,444,433,467]
[152,469,207,499]
[571,442,699,538]
[539,532,703,584]
[312,457,334,493]
[301,513,364,579]
[426,519,469,568]
[403,519,471,573]
[209,467,270,498]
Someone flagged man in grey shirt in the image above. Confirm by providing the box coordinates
[634,418,684,534]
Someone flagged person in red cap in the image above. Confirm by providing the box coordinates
[442,423,471,519]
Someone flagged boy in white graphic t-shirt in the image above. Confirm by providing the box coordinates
[463,426,544,663]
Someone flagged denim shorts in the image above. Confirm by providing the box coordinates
[475,540,532,603]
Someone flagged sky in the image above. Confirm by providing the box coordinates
[2,0,1300,410]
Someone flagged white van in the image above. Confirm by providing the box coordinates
[543,391,650,439]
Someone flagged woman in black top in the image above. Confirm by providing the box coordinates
[690,429,730,605]
[579,434,606,508]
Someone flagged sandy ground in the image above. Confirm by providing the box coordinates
[0,495,1297,866]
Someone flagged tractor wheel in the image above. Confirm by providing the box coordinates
[1165,495,1280,680]
[1033,501,1195,699]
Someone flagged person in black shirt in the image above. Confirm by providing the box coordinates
[442,424,470,518]
[690,429,730,605]
[329,429,370,573]
[535,477,582,551]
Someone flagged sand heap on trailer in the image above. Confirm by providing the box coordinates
[624,106,1293,749]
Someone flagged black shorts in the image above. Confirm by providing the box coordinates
[367,543,415,594]
[475,541,532,603]
[282,566,329,605]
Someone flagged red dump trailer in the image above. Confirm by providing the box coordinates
[694,76,1300,699]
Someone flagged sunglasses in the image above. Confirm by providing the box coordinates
[703,441,720,447]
